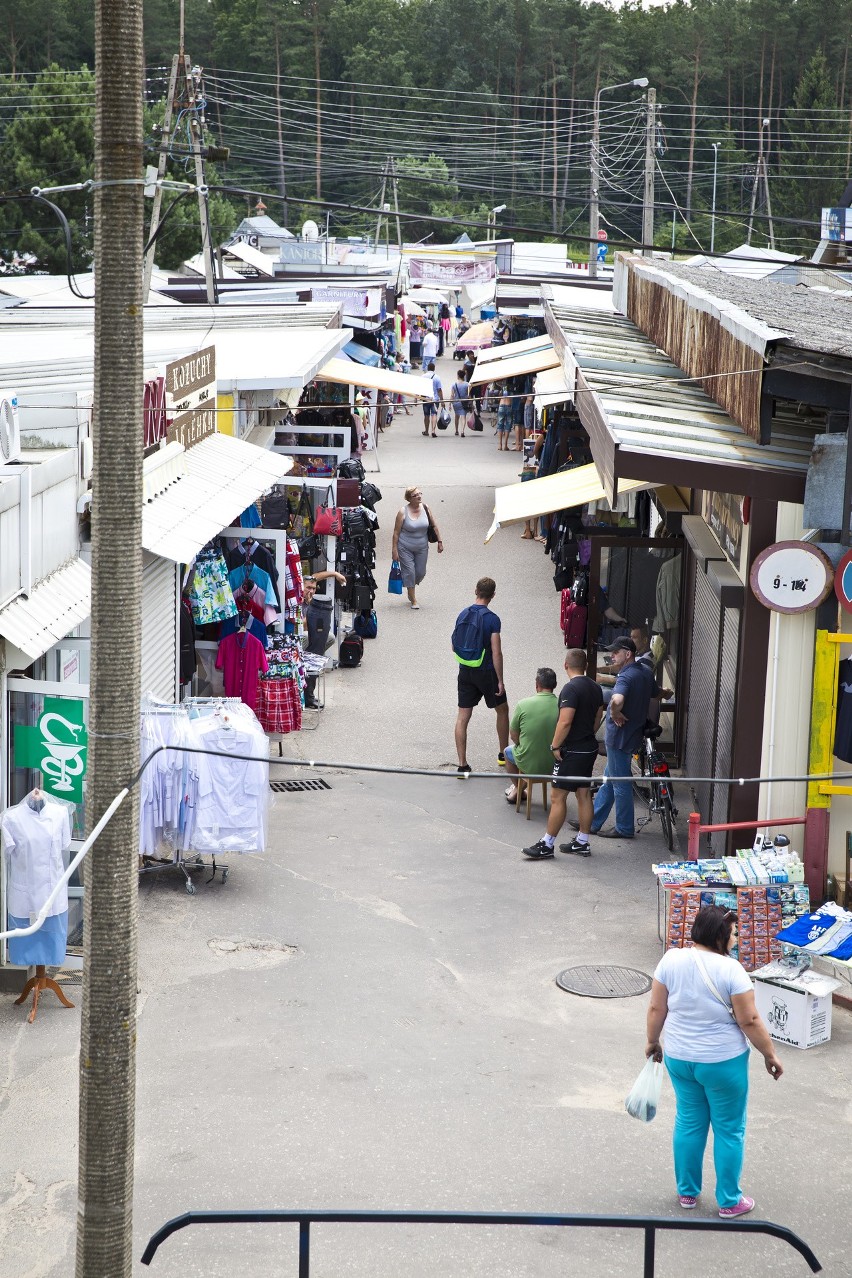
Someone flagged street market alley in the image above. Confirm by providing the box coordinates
[1,363,850,1277]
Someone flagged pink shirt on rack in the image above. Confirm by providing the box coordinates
[215,631,268,710]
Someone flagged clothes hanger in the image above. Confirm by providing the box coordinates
[27,788,46,813]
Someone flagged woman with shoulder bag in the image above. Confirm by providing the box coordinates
[451,368,470,437]
[645,905,783,1218]
[391,485,443,610]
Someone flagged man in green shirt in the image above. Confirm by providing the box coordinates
[504,668,559,804]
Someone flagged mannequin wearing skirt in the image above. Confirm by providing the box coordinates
[2,790,74,1021]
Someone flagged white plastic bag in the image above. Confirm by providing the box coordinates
[625,1058,663,1123]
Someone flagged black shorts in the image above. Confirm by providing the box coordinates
[457,665,507,710]
[552,749,597,792]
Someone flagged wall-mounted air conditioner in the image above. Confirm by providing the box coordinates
[0,389,20,464]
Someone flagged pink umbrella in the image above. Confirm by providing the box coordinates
[454,320,495,350]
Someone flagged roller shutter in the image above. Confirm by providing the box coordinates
[140,553,178,701]
[712,605,741,830]
[684,566,723,842]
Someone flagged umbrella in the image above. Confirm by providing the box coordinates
[398,295,427,318]
[455,320,495,351]
[407,286,449,304]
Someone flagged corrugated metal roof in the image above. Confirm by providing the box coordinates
[142,434,293,564]
[469,345,559,386]
[0,557,91,661]
[547,303,819,503]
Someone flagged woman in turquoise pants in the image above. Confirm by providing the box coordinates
[645,905,783,1218]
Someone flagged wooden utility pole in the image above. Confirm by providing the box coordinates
[143,55,216,303]
[76,0,143,1271]
[375,158,389,250]
[389,156,402,251]
[642,87,656,255]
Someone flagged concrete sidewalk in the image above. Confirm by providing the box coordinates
[0,369,848,1277]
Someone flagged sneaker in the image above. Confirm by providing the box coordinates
[521,839,554,860]
[719,1196,754,1219]
[559,838,591,857]
[678,1195,698,1210]
[457,764,471,776]
[497,751,506,766]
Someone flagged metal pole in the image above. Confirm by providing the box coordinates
[299,1221,310,1278]
[643,1226,656,1278]
[642,88,656,256]
[589,88,601,278]
[76,0,143,1271]
[710,143,719,254]
[763,154,776,250]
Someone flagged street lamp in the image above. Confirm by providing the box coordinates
[589,78,649,278]
[710,142,720,254]
[489,203,506,242]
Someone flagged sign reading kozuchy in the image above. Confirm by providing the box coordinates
[165,345,216,418]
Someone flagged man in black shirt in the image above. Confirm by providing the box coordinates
[522,648,604,860]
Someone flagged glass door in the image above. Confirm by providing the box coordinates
[5,674,90,966]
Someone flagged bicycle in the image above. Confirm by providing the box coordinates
[632,721,678,851]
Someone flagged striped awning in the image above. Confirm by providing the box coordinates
[0,558,91,661]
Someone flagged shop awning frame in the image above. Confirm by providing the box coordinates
[485,464,650,542]
[141,434,294,565]
[0,557,91,662]
[475,334,555,366]
[469,344,559,387]
[317,357,434,399]
[544,304,817,505]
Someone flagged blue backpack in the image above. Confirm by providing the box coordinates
[452,606,489,667]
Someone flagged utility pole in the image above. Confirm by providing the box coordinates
[375,158,389,250]
[710,142,720,254]
[763,152,776,250]
[76,0,143,1273]
[747,117,770,247]
[389,155,402,251]
[274,27,288,223]
[642,87,656,256]
[143,56,216,303]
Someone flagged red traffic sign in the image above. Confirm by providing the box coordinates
[835,548,852,613]
[597,229,608,241]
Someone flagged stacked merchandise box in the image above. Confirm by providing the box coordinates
[665,884,810,973]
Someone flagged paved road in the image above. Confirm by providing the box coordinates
[1,357,849,1276]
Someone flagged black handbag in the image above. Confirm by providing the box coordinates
[260,490,290,530]
[425,504,439,545]
[343,508,370,538]
[338,458,366,481]
[297,533,323,561]
[360,481,382,509]
[553,566,574,592]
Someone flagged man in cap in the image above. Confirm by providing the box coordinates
[586,636,655,839]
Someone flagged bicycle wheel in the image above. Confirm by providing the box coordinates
[632,751,651,804]
[659,790,674,851]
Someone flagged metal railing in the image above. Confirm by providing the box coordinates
[141,1208,822,1276]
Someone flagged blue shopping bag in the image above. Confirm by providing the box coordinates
[388,559,403,595]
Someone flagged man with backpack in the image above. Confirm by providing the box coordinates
[452,577,509,774]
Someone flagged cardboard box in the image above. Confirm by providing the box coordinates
[753,977,835,1049]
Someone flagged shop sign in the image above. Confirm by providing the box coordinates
[834,548,852,613]
[14,697,88,803]
[702,490,744,569]
[143,376,168,447]
[749,541,834,614]
[165,345,216,416]
[409,257,496,285]
[167,404,216,450]
[60,649,79,683]
[309,287,381,317]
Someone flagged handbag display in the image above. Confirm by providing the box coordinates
[313,484,343,537]
[424,504,439,545]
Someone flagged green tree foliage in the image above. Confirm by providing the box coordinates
[1,0,851,254]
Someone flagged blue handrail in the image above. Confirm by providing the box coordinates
[140,1208,822,1276]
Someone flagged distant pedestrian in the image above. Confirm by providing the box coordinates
[589,637,655,838]
[422,325,438,370]
[503,668,559,805]
[391,485,443,610]
[645,905,783,1217]
[439,303,451,355]
[522,649,603,859]
[450,368,470,436]
[496,387,512,450]
[421,361,445,438]
[452,577,509,773]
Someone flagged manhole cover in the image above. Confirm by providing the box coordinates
[555,965,652,999]
[270,778,332,793]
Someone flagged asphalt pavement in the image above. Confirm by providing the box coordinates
[1,350,849,1276]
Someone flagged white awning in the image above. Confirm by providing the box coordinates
[142,434,293,564]
[534,365,572,408]
[469,344,559,386]
[0,558,91,661]
[485,464,651,542]
[222,240,276,277]
[475,334,555,365]
[317,357,435,399]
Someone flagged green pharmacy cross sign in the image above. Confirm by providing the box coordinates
[14,697,88,803]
